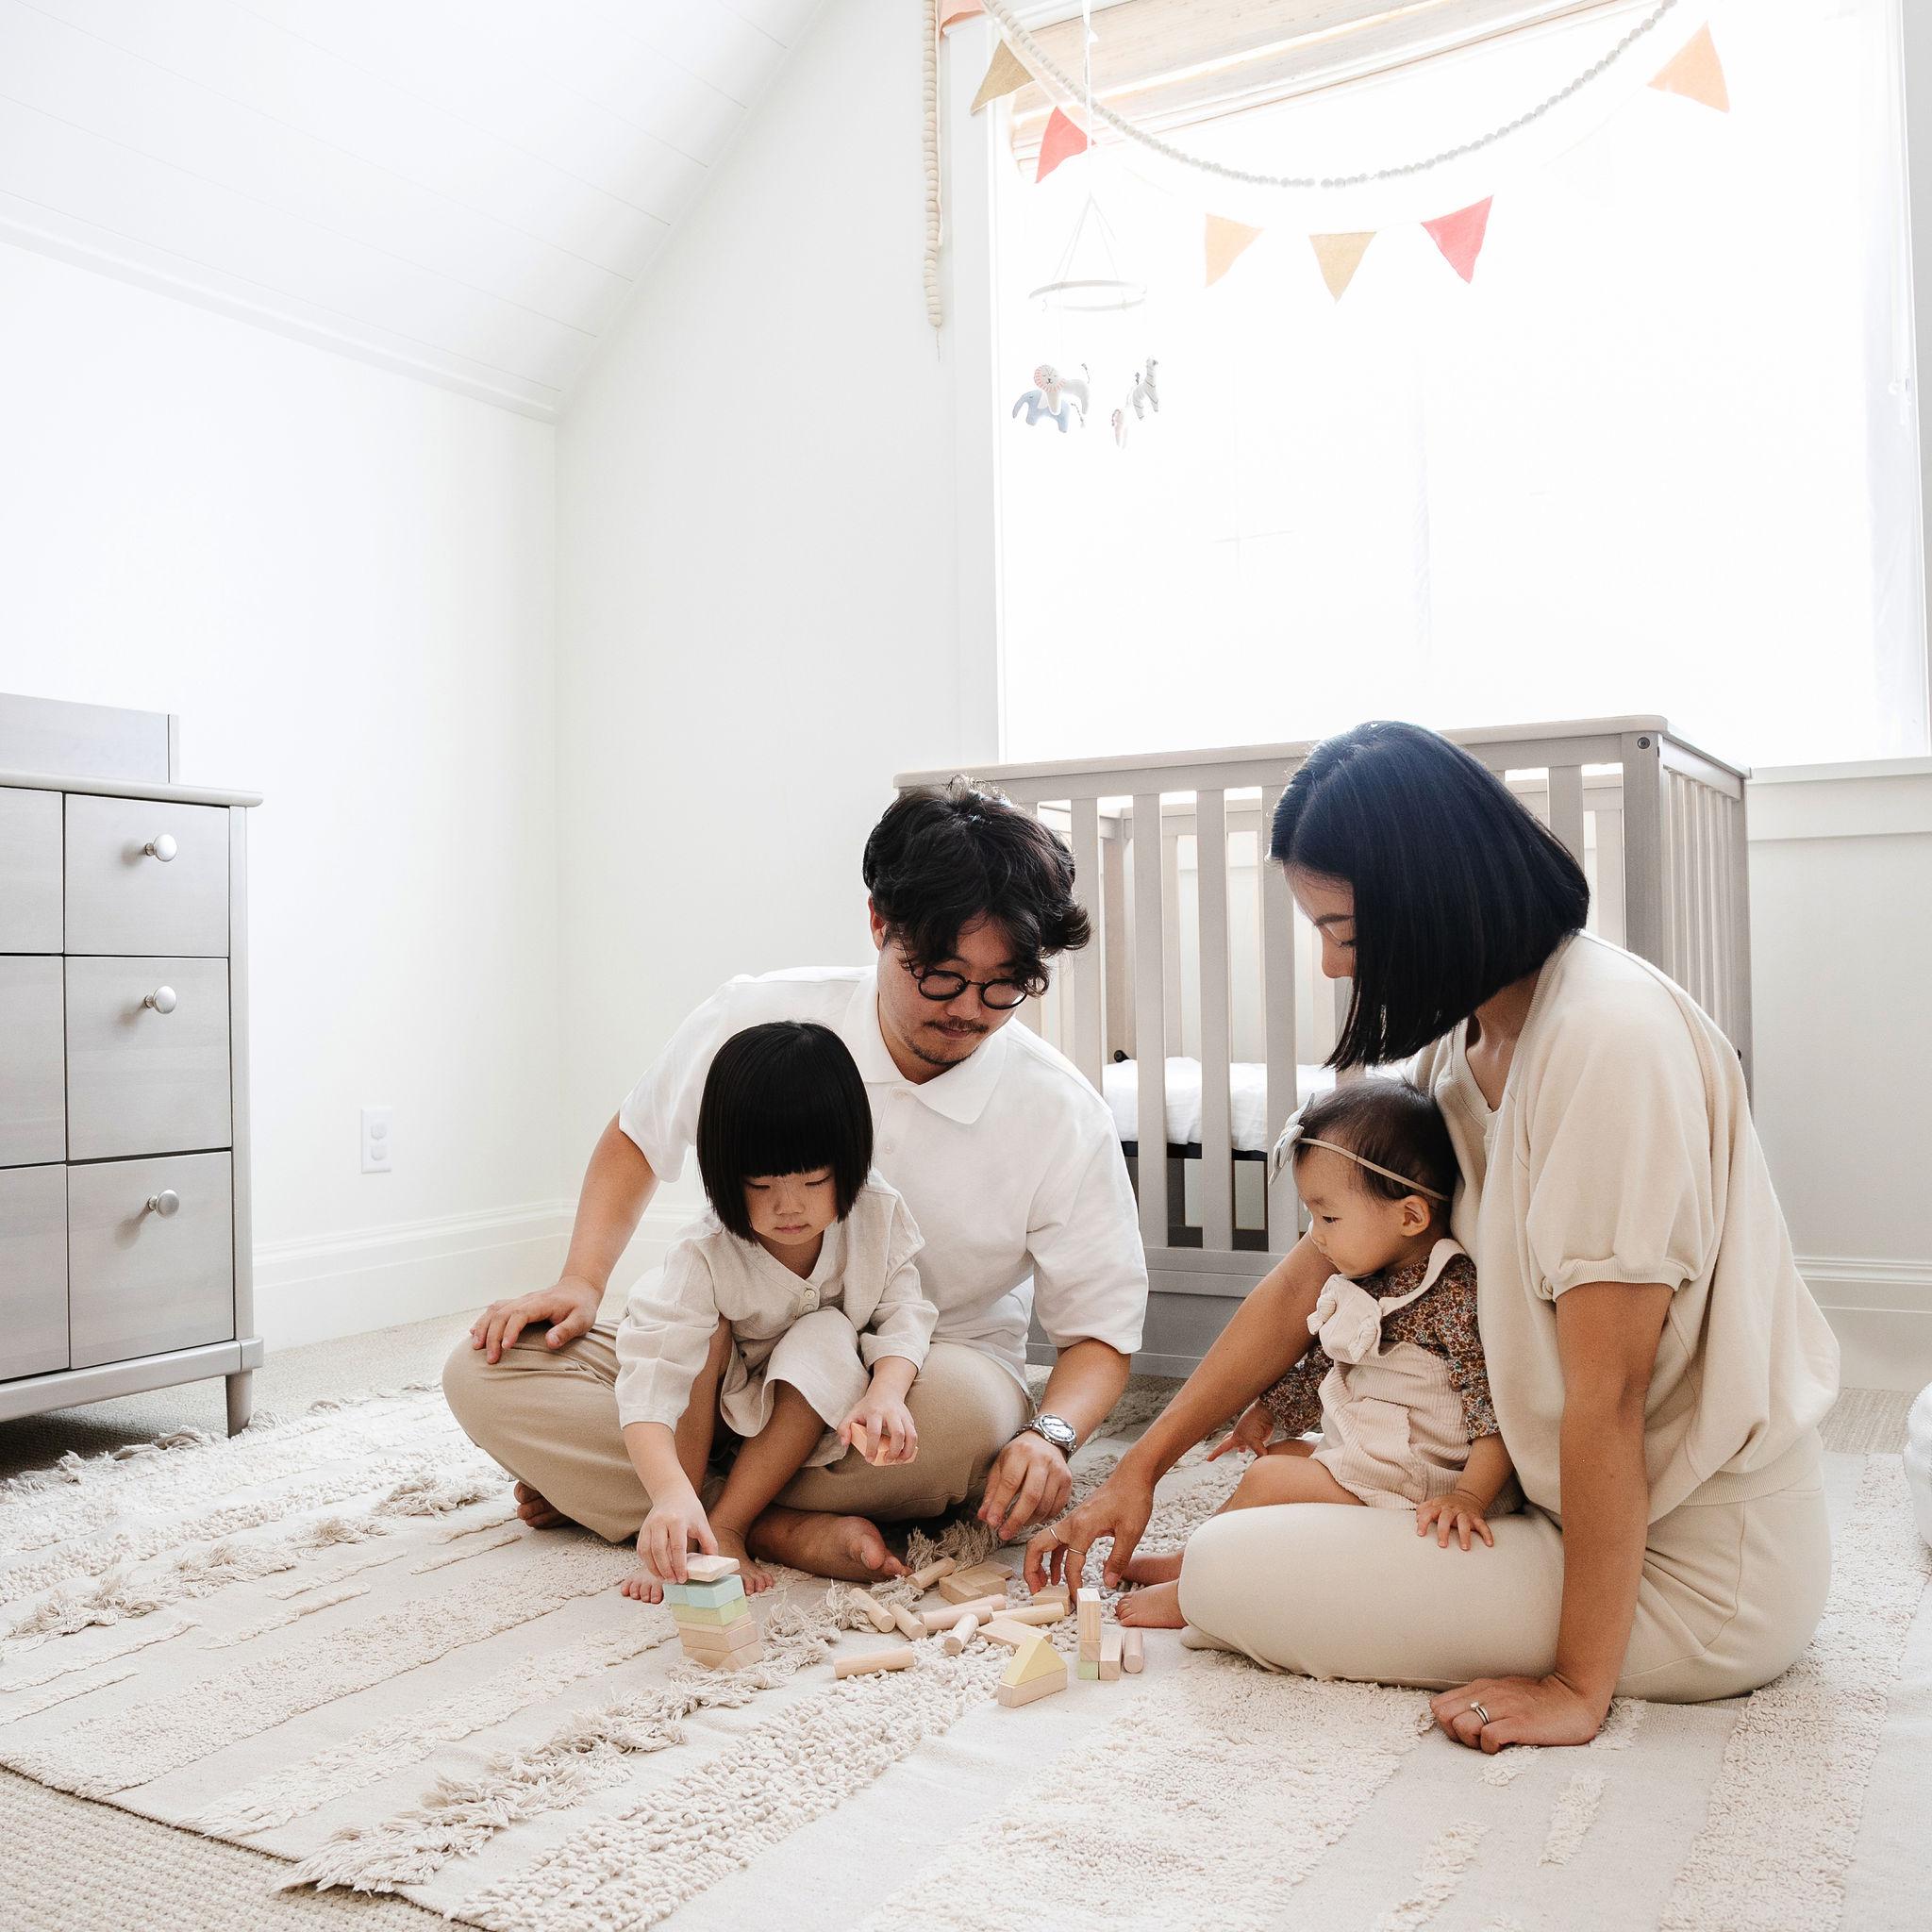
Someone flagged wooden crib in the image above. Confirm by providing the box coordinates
[893,717,1752,1374]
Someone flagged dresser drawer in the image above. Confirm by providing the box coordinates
[0,788,63,951]
[68,1152,233,1369]
[0,957,65,1165]
[65,795,229,957]
[65,957,231,1161]
[0,1165,68,1381]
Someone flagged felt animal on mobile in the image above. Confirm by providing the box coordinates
[1129,358,1160,419]
[1012,361,1090,431]
[1111,407,1128,447]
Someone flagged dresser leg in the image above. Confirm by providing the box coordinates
[225,1369,255,1438]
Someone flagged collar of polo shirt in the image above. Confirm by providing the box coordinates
[835,962,1011,1126]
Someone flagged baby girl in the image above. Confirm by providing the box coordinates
[1119,1076,1513,1626]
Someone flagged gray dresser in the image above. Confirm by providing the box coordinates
[0,694,262,1434]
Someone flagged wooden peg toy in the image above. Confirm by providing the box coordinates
[889,1604,925,1641]
[995,1601,1065,1629]
[943,1613,982,1655]
[921,1594,1006,1635]
[908,1557,958,1591]
[835,1645,916,1679]
[1122,1626,1144,1674]
[856,1593,898,1634]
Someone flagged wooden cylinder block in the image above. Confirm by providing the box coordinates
[835,1645,917,1679]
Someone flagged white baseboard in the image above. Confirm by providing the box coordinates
[1801,1255,1932,1393]
[253,1202,691,1351]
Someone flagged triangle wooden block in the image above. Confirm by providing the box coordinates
[1649,23,1729,113]
[1003,1632,1066,1686]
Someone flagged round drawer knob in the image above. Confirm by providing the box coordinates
[143,834,178,863]
[147,1190,181,1218]
[144,986,178,1014]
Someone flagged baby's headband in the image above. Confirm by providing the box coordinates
[1275,1120,1453,1203]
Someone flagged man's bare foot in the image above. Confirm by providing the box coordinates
[710,1526,773,1593]
[1117,1580,1186,1628]
[748,1505,907,1583]
[1119,1550,1184,1586]
[513,1480,577,1530]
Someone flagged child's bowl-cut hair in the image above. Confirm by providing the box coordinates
[1291,1077,1457,1208]
[696,1022,874,1241]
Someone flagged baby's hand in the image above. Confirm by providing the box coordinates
[841,1391,918,1465]
[639,1487,717,1585]
[1207,1402,1274,1461]
[1416,1490,1494,1552]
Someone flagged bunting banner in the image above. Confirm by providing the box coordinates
[939,1,985,30]
[1036,107,1090,183]
[1648,23,1729,112]
[1204,216,1262,287]
[1310,231,1375,301]
[1422,198,1493,283]
[972,39,1032,113]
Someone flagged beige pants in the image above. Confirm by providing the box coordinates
[1177,1445,1831,1702]
[441,1323,1032,1544]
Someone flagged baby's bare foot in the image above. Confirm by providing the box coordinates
[621,1569,664,1604]
[1116,1579,1186,1628]
[711,1527,772,1593]
[1119,1550,1184,1586]
[749,1506,906,1583]
[513,1481,576,1530]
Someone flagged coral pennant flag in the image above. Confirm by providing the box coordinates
[1423,198,1492,283]
[1649,24,1729,112]
[1036,107,1089,182]
[1310,231,1374,301]
[1205,216,1262,287]
[971,38,1031,112]
[939,1,985,29]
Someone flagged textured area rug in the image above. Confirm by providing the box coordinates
[0,1385,1925,1932]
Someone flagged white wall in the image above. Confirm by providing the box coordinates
[553,0,994,1263]
[0,244,567,1348]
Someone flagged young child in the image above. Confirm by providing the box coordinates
[613,1020,937,1599]
[1118,1076,1513,1627]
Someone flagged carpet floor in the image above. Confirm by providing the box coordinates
[0,1312,1920,1932]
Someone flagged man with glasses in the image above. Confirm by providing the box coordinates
[443,782,1148,1583]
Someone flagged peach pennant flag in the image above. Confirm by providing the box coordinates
[1205,215,1262,286]
[1423,198,1492,283]
[971,38,1031,112]
[1036,107,1089,182]
[1649,23,1729,112]
[939,1,985,29]
[1310,231,1374,301]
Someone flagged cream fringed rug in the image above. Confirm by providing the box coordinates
[0,1388,1925,1932]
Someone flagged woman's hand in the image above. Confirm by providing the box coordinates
[1428,1674,1609,1753]
[640,1486,717,1586]
[469,1274,603,1362]
[841,1391,919,1466]
[1206,1403,1273,1462]
[1024,1465,1157,1592]
[1415,1489,1496,1551]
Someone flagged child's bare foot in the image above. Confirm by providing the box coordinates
[512,1481,576,1530]
[711,1526,772,1593]
[621,1569,663,1604]
[1117,1580,1186,1628]
[749,1505,907,1583]
[1118,1550,1184,1586]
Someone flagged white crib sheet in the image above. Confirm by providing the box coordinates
[1101,1057,1334,1155]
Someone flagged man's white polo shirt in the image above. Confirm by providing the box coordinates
[616,964,1147,1391]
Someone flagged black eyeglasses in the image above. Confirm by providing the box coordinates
[902,959,1043,1010]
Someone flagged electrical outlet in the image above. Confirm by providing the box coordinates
[360,1106,392,1174]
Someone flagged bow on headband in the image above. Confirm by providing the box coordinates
[1268,1115,1452,1202]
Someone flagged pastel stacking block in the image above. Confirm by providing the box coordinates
[674,1594,752,1629]
[663,1576,745,1609]
[680,1619,763,1662]
[1076,1659,1100,1681]
[683,1641,764,1671]
[682,1554,741,1583]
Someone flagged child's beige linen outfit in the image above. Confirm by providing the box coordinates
[1262,1239,1497,1507]
[613,1175,937,1465]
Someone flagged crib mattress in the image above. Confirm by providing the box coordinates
[1101,1056,1333,1158]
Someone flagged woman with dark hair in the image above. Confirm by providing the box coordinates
[1029,722,1840,1751]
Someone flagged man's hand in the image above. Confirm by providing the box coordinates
[977,1430,1073,1541]
[469,1274,603,1363]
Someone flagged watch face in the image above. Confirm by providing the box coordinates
[1035,1415,1074,1451]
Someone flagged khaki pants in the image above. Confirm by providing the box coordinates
[1176,1441,1831,1702]
[441,1323,1032,1545]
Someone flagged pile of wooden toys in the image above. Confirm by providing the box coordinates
[664,1553,764,1670]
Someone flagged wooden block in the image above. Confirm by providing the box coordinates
[1076,1588,1103,1653]
[1002,1632,1066,1689]
[921,1594,1006,1635]
[1027,1583,1070,1612]
[835,1645,916,1679]
[679,1615,763,1656]
[890,1605,924,1641]
[996,1672,1067,1708]
[982,1617,1044,1650]
[679,1626,763,1663]
[1076,1659,1100,1680]
[996,1601,1065,1629]
[942,1613,982,1655]
[938,1563,1009,1604]
[662,1575,744,1609]
[682,1554,740,1583]
[856,1593,898,1634]
[1122,1626,1144,1674]
[847,1422,891,1467]
[1099,1627,1123,1681]
[682,1641,764,1670]
[673,1595,751,1629]
[908,1557,957,1591]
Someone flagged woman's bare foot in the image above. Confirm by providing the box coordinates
[1117,1580,1186,1628]
[748,1505,907,1583]
[513,1480,577,1530]
[1118,1550,1183,1586]
[710,1526,773,1593]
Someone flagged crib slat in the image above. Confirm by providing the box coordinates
[1195,789,1234,1250]
[1103,817,1129,1060]
[1131,793,1168,1248]
[1161,814,1183,1051]
[1595,807,1625,945]
[1619,732,1664,968]
[1548,764,1586,869]
[1727,789,1755,1089]
[1070,796,1104,1089]
[1260,845,1299,1254]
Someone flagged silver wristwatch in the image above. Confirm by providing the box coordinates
[1020,1412,1077,1458]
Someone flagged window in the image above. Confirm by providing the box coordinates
[994,0,1924,770]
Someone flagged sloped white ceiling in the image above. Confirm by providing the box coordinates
[0,0,822,419]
